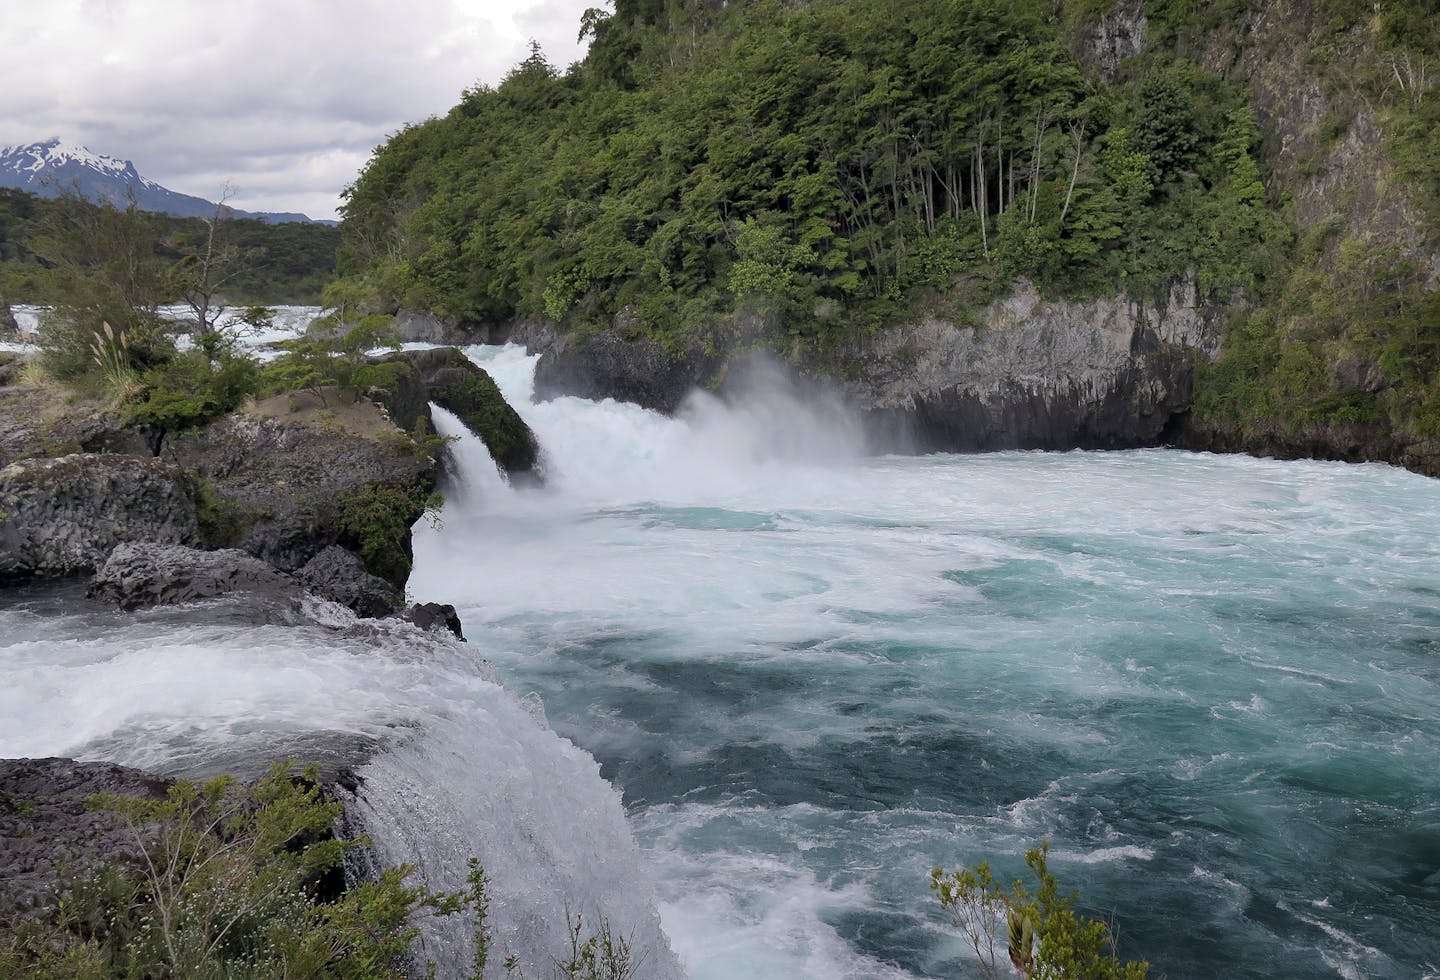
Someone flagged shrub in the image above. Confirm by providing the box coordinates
[0,761,638,980]
[931,842,1148,980]
[0,762,431,979]
[337,482,440,587]
[130,347,261,435]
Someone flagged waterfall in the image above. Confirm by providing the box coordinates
[0,583,682,980]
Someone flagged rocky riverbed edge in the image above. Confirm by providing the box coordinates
[0,345,542,958]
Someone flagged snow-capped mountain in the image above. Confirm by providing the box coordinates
[0,138,316,223]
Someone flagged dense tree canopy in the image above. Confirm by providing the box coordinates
[338,0,1284,341]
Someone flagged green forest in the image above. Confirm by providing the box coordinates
[0,188,340,306]
[338,0,1440,466]
[340,0,1286,336]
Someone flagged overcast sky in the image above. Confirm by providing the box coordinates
[0,0,596,221]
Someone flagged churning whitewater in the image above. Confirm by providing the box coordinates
[410,344,1440,980]
[2,336,1438,979]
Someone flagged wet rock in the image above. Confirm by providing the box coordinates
[836,276,1222,452]
[0,758,172,922]
[377,347,540,478]
[405,601,466,640]
[298,545,401,618]
[88,541,297,609]
[533,330,723,415]
[0,454,198,581]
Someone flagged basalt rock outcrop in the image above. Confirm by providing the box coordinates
[162,398,434,587]
[88,542,300,610]
[85,541,403,618]
[0,454,198,581]
[520,277,1219,453]
[0,382,158,468]
[297,545,402,618]
[533,330,723,415]
[376,347,541,478]
[836,277,1221,452]
[0,758,173,922]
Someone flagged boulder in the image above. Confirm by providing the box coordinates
[88,542,298,610]
[533,330,722,415]
[405,601,466,640]
[298,545,401,618]
[163,399,434,588]
[376,347,540,478]
[0,758,172,922]
[0,454,198,581]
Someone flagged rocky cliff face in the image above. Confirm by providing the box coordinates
[533,330,723,415]
[835,277,1220,451]
[520,277,1220,454]
[0,454,199,581]
[163,398,434,585]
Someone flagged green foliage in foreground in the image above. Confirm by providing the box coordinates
[932,842,1148,980]
[0,763,435,979]
[0,762,638,980]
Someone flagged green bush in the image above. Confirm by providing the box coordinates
[337,482,439,587]
[0,763,432,979]
[932,842,1148,980]
[0,760,639,980]
[130,347,262,435]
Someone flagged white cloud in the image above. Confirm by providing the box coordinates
[0,0,596,219]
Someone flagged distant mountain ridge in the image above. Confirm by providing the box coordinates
[0,139,318,224]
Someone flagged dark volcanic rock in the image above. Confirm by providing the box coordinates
[837,277,1221,453]
[0,454,198,581]
[163,402,433,586]
[405,601,465,640]
[378,347,540,478]
[298,545,401,618]
[88,542,298,609]
[0,758,172,922]
[533,331,723,415]
[394,309,470,345]
[0,382,158,468]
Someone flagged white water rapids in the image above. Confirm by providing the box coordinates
[3,335,1439,979]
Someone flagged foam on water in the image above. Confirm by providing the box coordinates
[5,336,1440,978]
[0,592,682,978]
[408,344,1440,979]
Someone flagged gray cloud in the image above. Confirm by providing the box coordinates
[0,0,595,219]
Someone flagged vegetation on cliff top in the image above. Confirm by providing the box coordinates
[338,0,1439,473]
[338,0,1283,344]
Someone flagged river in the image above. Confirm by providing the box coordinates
[3,338,1438,978]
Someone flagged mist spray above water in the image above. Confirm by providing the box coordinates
[412,344,1440,980]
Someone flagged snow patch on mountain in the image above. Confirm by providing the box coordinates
[0,138,313,223]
